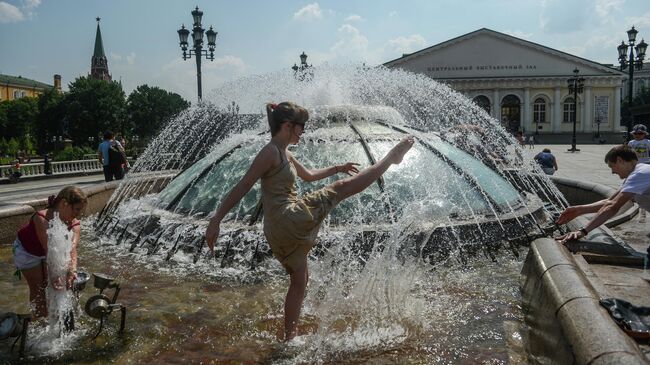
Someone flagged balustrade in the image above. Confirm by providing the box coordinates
[0,159,111,180]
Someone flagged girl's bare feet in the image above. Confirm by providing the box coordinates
[387,136,415,164]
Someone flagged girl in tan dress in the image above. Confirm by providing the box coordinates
[205,102,413,341]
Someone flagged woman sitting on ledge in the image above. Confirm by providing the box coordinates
[12,186,87,319]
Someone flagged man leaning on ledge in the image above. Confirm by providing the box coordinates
[556,145,650,243]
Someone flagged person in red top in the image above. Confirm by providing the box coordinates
[13,186,87,319]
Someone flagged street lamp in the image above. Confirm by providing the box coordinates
[618,26,647,139]
[178,6,218,102]
[567,68,585,152]
[291,51,313,81]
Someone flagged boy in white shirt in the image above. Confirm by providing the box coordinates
[627,124,650,221]
[557,145,650,242]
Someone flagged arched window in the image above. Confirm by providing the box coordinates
[13,90,22,99]
[472,95,491,114]
[21,91,27,98]
[563,97,576,123]
[533,97,546,124]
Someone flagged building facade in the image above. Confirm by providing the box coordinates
[384,28,627,136]
[0,74,61,101]
[621,61,650,100]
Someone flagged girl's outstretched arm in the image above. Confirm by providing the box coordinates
[288,152,359,182]
[205,145,276,252]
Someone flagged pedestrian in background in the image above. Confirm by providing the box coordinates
[97,131,127,182]
[534,148,558,175]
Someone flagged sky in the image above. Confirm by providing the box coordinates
[1,0,650,102]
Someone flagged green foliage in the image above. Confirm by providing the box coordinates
[127,84,189,141]
[35,88,66,153]
[0,97,39,140]
[5,138,20,157]
[52,145,96,161]
[65,76,126,146]
[621,86,650,124]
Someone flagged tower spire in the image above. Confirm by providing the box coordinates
[90,17,111,81]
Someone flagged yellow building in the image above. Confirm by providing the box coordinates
[0,74,62,101]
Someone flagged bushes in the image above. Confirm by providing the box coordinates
[52,146,96,161]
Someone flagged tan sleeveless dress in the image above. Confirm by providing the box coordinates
[261,145,339,273]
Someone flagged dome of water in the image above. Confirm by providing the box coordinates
[96,64,564,272]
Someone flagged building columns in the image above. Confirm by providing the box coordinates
[614,86,621,130]
[493,89,500,122]
[523,88,530,133]
[553,87,562,133]
[582,86,592,133]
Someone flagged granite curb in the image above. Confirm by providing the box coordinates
[524,238,648,365]
[0,181,120,245]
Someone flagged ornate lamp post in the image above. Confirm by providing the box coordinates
[617,26,647,139]
[567,68,585,152]
[178,7,218,102]
[291,51,313,81]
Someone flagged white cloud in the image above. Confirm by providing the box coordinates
[293,3,322,21]
[595,0,624,18]
[158,55,248,101]
[388,11,398,17]
[331,24,369,58]
[0,2,25,23]
[625,12,650,29]
[503,30,533,40]
[110,52,122,61]
[126,52,136,65]
[0,0,40,23]
[385,34,426,55]
[344,14,363,22]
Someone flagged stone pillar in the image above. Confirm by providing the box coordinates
[553,86,562,133]
[523,88,530,133]
[614,86,621,131]
[493,89,501,122]
[582,86,592,133]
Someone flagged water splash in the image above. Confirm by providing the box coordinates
[86,64,567,362]
[25,213,84,356]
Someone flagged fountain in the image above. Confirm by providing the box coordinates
[1,65,573,363]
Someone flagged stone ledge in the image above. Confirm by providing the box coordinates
[523,238,647,365]
[0,181,121,246]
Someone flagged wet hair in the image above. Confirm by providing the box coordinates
[47,186,88,210]
[103,131,114,140]
[266,102,309,136]
[543,148,551,153]
[604,145,638,163]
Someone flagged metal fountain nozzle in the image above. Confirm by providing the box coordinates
[0,312,31,357]
[92,273,118,291]
[84,272,126,339]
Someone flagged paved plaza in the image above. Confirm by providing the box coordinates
[0,174,104,204]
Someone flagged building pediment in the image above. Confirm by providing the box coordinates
[384,28,625,79]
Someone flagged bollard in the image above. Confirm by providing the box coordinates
[44,154,53,175]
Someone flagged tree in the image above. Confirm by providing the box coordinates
[65,76,126,146]
[35,88,66,153]
[621,86,650,126]
[0,97,38,140]
[126,85,189,142]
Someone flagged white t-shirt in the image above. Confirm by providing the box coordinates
[627,138,650,164]
[621,163,650,211]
